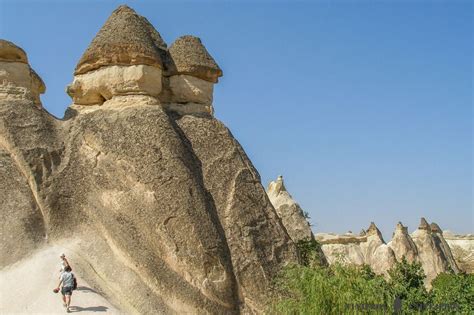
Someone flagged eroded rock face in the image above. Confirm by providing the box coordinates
[314,219,462,284]
[443,231,474,273]
[67,65,162,105]
[267,175,313,242]
[1,6,297,314]
[387,222,418,262]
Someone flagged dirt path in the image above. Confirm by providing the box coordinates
[0,244,121,314]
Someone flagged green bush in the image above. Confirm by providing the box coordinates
[388,257,431,312]
[270,256,474,314]
[271,263,392,314]
[430,272,474,314]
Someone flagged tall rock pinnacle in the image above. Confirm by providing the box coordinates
[75,5,167,75]
[267,175,314,242]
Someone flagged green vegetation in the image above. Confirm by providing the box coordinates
[270,240,474,314]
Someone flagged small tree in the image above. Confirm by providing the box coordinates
[296,238,324,267]
[388,257,431,311]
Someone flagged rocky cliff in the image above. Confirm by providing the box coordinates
[0,5,297,314]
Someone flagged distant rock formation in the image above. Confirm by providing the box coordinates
[0,5,297,314]
[315,218,461,285]
[267,175,313,242]
[266,178,465,284]
[443,231,474,273]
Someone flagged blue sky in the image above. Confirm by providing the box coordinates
[0,0,472,239]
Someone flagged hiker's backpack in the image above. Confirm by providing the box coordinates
[72,274,77,290]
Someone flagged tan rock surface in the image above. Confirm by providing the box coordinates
[443,231,474,273]
[0,39,28,63]
[0,7,297,313]
[67,65,162,105]
[169,74,213,105]
[387,222,418,262]
[267,175,313,242]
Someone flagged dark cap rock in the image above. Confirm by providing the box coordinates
[75,5,167,75]
[418,217,431,231]
[0,39,28,63]
[169,35,222,83]
[430,222,442,234]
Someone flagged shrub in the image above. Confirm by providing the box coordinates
[388,257,431,312]
[430,272,474,314]
[270,263,392,314]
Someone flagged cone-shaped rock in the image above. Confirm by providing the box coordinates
[267,175,314,242]
[388,222,418,262]
[419,217,431,231]
[367,222,384,241]
[169,35,222,83]
[75,5,166,75]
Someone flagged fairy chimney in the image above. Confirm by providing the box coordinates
[0,40,45,107]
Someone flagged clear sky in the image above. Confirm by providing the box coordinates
[1,0,472,239]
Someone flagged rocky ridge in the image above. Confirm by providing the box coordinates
[266,176,467,285]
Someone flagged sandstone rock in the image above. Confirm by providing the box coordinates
[0,39,28,63]
[0,41,45,107]
[387,222,418,262]
[411,218,455,286]
[169,36,222,83]
[75,5,166,75]
[316,219,464,283]
[371,244,396,276]
[430,222,459,273]
[267,175,313,242]
[169,74,213,105]
[67,65,162,105]
[1,6,297,314]
[443,231,474,273]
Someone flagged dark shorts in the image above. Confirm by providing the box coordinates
[61,286,73,296]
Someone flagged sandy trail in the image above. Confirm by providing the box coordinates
[0,244,121,314]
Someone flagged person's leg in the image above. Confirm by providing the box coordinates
[61,291,67,307]
[65,290,72,312]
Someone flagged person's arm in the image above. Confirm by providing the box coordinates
[63,257,71,269]
[56,278,63,290]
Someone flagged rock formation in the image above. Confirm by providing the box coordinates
[387,222,418,262]
[443,231,474,273]
[1,5,297,314]
[313,218,462,284]
[411,218,459,284]
[266,175,313,242]
[0,40,45,108]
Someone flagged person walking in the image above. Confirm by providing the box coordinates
[55,266,75,313]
